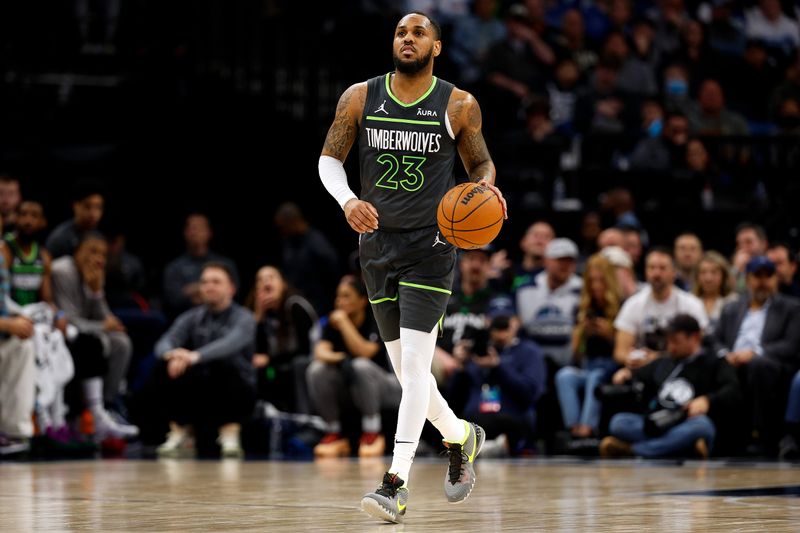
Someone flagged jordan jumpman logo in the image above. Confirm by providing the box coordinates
[374,100,389,115]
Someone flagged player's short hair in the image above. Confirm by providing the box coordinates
[407,11,441,40]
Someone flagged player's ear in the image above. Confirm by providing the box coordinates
[433,40,442,57]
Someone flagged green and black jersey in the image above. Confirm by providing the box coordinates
[358,73,457,231]
[5,234,45,305]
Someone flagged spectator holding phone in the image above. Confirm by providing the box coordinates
[555,254,623,440]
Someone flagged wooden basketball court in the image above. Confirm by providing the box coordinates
[1,458,798,531]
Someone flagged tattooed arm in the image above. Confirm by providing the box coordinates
[449,89,507,218]
[321,83,366,161]
[319,83,379,233]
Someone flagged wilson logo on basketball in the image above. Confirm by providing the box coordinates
[460,188,485,205]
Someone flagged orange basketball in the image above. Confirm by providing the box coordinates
[437,182,504,249]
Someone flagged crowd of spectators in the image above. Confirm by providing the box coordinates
[2,0,800,462]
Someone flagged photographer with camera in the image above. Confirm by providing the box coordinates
[447,299,547,456]
[600,314,741,459]
[613,248,708,369]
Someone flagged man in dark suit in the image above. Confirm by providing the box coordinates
[714,256,800,455]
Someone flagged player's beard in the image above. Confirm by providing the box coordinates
[393,47,433,75]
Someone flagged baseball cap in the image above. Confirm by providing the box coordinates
[486,295,515,319]
[545,238,579,259]
[746,255,776,275]
[600,245,633,269]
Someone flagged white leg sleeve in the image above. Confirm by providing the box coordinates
[388,326,465,485]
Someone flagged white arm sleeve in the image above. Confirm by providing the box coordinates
[319,155,357,209]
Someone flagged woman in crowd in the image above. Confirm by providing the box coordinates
[306,275,400,458]
[555,254,623,440]
[692,251,737,335]
[249,265,318,413]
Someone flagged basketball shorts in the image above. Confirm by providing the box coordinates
[359,225,456,342]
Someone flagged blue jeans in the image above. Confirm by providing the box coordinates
[785,370,800,424]
[609,412,716,458]
[555,358,618,432]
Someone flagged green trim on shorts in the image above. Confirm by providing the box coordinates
[369,294,399,304]
[398,281,452,295]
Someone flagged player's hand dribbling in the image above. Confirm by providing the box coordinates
[343,199,379,234]
[478,179,508,220]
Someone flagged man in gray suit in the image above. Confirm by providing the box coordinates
[714,256,800,455]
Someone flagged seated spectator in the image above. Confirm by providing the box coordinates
[713,256,800,455]
[601,314,741,458]
[516,238,583,368]
[3,201,77,441]
[103,226,167,384]
[546,58,582,132]
[556,254,622,440]
[728,39,784,122]
[602,30,657,96]
[249,265,318,413]
[629,111,690,172]
[274,202,340,316]
[449,0,507,87]
[779,369,800,460]
[0,174,22,234]
[0,237,36,455]
[600,187,645,238]
[775,96,800,134]
[551,8,598,75]
[437,246,506,383]
[307,275,399,458]
[770,59,800,126]
[689,79,749,136]
[482,3,555,128]
[620,225,644,274]
[446,303,546,457]
[154,262,256,458]
[45,179,105,259]
[744,0,800,63]
[163,213,239,318]
[497,98,569,203]
[731,222,769,291]
[614,248,708,369]
[767,243,800,299]
[5,201,56,307]
[647,0,690,57]
[662,63,692,115]
[674,232,703,292]
[51,233,138,438]
[667,19,722,94]
[597,227,624,250]
[104,227,147,311]
[574,55,635,136]
[511,221,555,292]
[667,138,719,210]
[692,251,738,336]
[705,0,747,58]
[577,211,602,263]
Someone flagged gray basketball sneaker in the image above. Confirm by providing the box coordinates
[361,472,409,523]
[443,421,485,503]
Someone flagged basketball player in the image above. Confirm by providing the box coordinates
[318,11,507,523]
